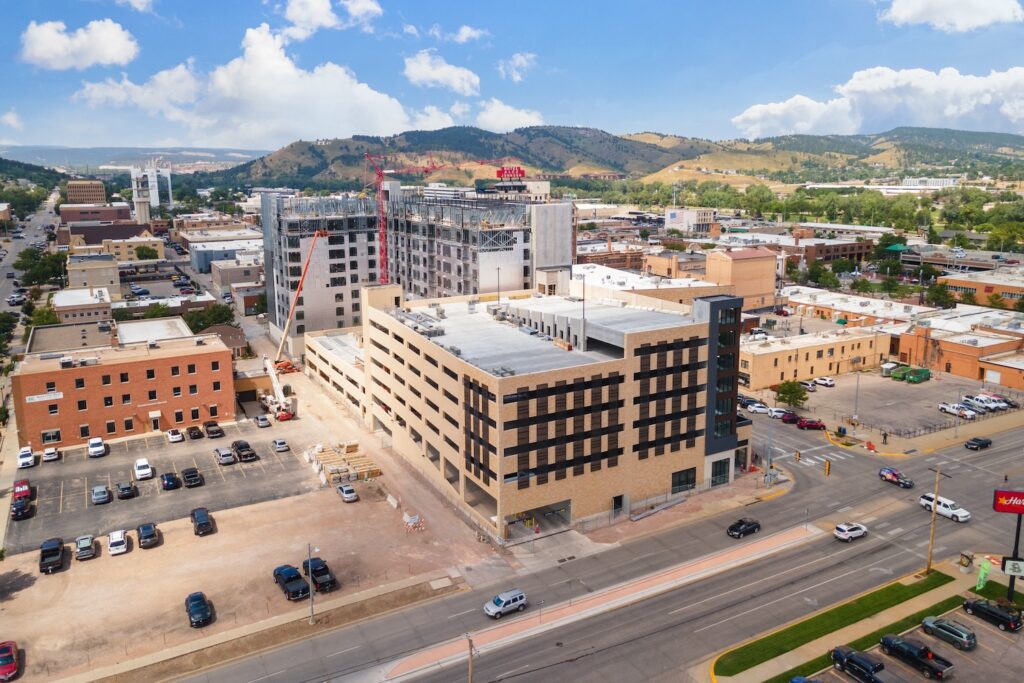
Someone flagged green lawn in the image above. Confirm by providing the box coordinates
[970,577,1022,608]
[714,571,954,677]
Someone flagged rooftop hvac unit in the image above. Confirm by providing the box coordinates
[59,356,74,369]
[148,340,158,348]
[80,357,99,366]
[436,308,446,318]
[196,338,205,345]
[965,338,979,346]
[903,305,912,312]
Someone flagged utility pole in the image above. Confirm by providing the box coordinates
[308,542,319,625]
[925,467,952,575]
[466,633,474,683]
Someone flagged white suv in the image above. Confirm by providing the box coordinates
[919,493,971,522]
[133,458,154,480]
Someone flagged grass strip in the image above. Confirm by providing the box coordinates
[762,594,963,683]
[969,577,1022,608]
[714,571,953,677]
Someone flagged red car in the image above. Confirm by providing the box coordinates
[797,418,826,430]
[12,479,31,503]
[781,412,800,424]
[0,641,18,682]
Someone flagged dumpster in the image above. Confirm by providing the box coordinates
[890,365,913,381]
[905,368,931,384]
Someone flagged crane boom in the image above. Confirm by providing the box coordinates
[274,229,328,362]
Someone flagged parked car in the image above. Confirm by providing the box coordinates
[133,458,154,480]
[74,535,96,560]
[87,437,106,457]
[982,391,1019,409]
[799,380,817,392]
[90,484,111,505]
[302,557,339,592]
[190,507,214,536]
[919,493,970,522]
[254,414,271,428]
[737,395,756,408]
[203,420,224,438]
[938,402,976,419]
[12,479,31,504]
[10,499,32,520]
[828,646,892,682]
[797,418,826,430]
[166,428,184,443]
[186,425,204,440]
[921,616,976,650]
[179,287,196,295]
[161,472,182,490]
[131,287,150,296]
[965,437,993,450]
[746,402,770,414]
[181,467,203,487]
[137,523,160,549]
[963,598,1021,631]
[0,641,19,682]
[272,438,290,452]
[960,396,990,414]
[878,634,953,679]
[768,408,792,419]
[39,537,65,574]
[483,589,528,619]
[108,530,128,555]
[273,565,310,601]
[17,446,34,468]
[879,467,914,488]
[42,446,60,462]
[336,484,359,502]
[833,522,868,542]
[727,518,761,538]
[231,440,257,461]
[815,376,836,387]
[781,412,801,424]
[116,481,137,499]
[185,591,213,628]
[214,446,235,465]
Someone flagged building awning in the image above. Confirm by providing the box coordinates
[148,410,161,418]
[885,244,911,252]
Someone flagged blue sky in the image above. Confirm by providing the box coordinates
[1,0,1023,149]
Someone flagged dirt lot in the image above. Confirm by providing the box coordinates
[0,479,496,681]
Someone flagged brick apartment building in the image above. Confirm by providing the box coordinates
[65,180,107,204]
[59,203,132,224]
[12,318,235,448]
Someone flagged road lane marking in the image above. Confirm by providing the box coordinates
[249,670,287,682]
[875,521,890,528]
[837,506,853,513]
[446,609,476,619]
[328,645,362,657]
[861,516,877,524]
[887,527,904,535]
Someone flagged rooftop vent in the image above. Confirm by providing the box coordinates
[196,338,205,345]
[148,340,158,349]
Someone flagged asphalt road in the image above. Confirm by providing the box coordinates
[179,422,1024,683]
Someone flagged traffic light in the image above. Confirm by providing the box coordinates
[795,450,801,462]
[824,459,831,477]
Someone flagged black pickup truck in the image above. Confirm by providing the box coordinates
[273,565,310,601]
[302,557,339,592]
[880,634,954,679]
[829,646,902,682]
[39,537,65,574]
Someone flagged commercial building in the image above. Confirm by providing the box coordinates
[304,329,365,418]
[57,222,155,253]
[796,222,897,240]
[130,166,172,208]
[0,202,11,222]
[190,239,263,273]
[229,282,265,316]
[643,250,707,278]
[347,285,748,541]
[66,180,107,204]
[66,254,120,297]
[715,233,873,264]
[110,292,217,320]
[782,286,935,326]
[665,207,719,236]
[171,213,248,237]
[58,203,131,224]
[13,317,234,448]
[82,235,165,261]
[704,248,778,311]
[178,228,263,249]
[937,267,1024,305]
[210,254,264,296]
[576,239,648,270]
[739,327,889,389]
[51,288,113,323]
[569,263,732,306]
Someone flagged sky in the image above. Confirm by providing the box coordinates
[1,0,1024,149]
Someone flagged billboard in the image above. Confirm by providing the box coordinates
[993,489,1024,514]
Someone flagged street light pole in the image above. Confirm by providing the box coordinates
[925,467,952,575]
[466,633,474,683]
[308,542,319,625]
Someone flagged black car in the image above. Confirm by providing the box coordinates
[185,591,213,628]
[186,425,204,440]
[829,646,893,682]
[232,440,257,462]
[181,467,204,488]
[136,523,160,549]
[737,396,756,408]
[11,499,33,520]
[191,507,214,536]
[302,557,339,592]
[273,565,310,601]
[203,421,224,438]
[727,518,761,538]
[965,437,992,451]
[963,598,1022,631]
[116,481,137,499]
[39,537,65,574]
[161,472,182,490]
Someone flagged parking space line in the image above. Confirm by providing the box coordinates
[216,462,227,481]
[59,481,64,514]
[257,457,268,475]
[83,476,88,505]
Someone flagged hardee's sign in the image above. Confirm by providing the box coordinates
[993,489,1024,514]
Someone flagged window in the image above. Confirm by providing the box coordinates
[190,408,200,420]
[120,372,129,383]
[171,366,180,376]
[102,374,111,386]
[79,425,90,438]
[48,403,58,415]
[209,405,218,417]
[148,390,157,400]
[146,369,155,380]
[122,393,131,404]
[711,458,730,487]
[42,429,61,444]
[187,363,196,374]
[773,358,778,367]
[106,420,116,434]
[124,418,134,431]
[816,350,823,359]
[173,387,182,397]
[75,378,85,389]
[671,468,696,494]
[189,384,198,395]
[213,381,221,391]
[174,410,184,423]
[104,396,114,407]
[77,399,87,411]
[211,361,220,371]
[443,366,458,381]
[46,381,56,392]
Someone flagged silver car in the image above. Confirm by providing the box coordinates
[75,535,96,560]
[90,485,111,505]
[336,484,359,502]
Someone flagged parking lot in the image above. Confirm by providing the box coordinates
[121,276,196,300]
[7,419,318,553]
[817,602,1024,681]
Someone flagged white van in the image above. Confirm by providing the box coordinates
[919,493,971,522]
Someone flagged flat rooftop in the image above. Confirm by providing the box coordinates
[16,333,227,375]
[190,240,264,252]
[116,318,194,344]
[982,351,1024,371]
[938,267,1024,286]
[798,222,895,234]
[27,321,114,353]
[312,332,365,370]
[111,292,216,310]
[393,295,695,376]
[181,229,262,241]
[52,288,111,307]
[68,254,115,264]
[574,262,718,290]
[716,233,862,248]
[741,327,890,354]
[782,286,935,320]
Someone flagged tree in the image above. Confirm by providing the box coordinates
[851,278,874,294]
[112,308,134,321]
[872,233,907,261]
[830,258,854,275]
[925,284,955,308]
[143,303,172,319]
[1015,297,1024,313]
[918,264,940,282]
[743,184,774,218]
[817,270,841,290]
[184,303,236,333]
[775,381,808,409]
[987,293,1007,309]
[13,249,67,286]
[255,292,267,314]
[880,277,901,294]
[135,245,159,260]
[639,229,650,240]
[960,290,978,305]
[30,306,59,327]
[877,259,903,276]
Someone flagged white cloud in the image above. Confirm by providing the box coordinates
[476,98,544,132]
[115,0,154,12]
[426,23,488,43]
[881,0,1024,32]
[20,19,139,70]
[497,52,537,83]
[74,23,444,147]
[412,106,455,130]
[731,65,1024,138]
[339,0,383,31]
[449,101,470,119]
[402,24,419,37]
[1,109,23,130]
[282,0,340,41]
[403,50,480,96]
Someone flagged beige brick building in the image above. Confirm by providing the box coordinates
[66,254,121,299]
[51,288,113,323]
[322,285,749,542]
[739,327,890,389]
[704,248,778,311]
[66,180,107,204]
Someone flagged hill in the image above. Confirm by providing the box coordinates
[0,145,267,173]
[0,156,65,188]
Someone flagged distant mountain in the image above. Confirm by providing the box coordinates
[0,145,269,172]
[0,156,65,188]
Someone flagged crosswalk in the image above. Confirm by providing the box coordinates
[774,450,859,468]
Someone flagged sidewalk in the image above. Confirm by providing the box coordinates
[706,561,976,683]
